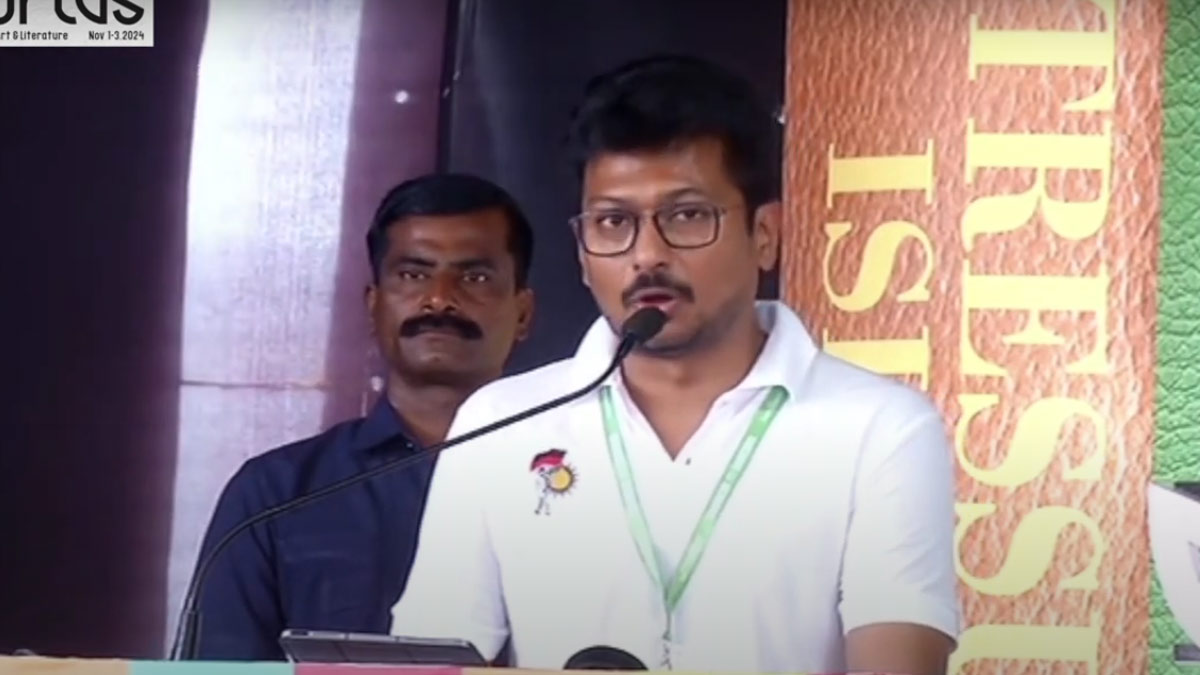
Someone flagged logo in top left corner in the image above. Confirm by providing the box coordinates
[530,449,577,516]
[0,1,154,48]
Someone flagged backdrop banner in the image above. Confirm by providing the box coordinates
[784,0,1164,672]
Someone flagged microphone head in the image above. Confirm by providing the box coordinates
[563,645,647,670]
[619,307,667,345]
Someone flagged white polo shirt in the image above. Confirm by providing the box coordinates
[390,301,960,672]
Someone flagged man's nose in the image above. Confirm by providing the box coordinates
[629,218,673,273]
[421,272,460,312]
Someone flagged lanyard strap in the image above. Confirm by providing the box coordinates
[599,385,787,614]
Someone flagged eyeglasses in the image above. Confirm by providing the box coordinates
[569,203,730,257]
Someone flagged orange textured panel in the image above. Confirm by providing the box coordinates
[783,0,1161,673]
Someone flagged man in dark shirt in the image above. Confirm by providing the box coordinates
[191,173,535,660]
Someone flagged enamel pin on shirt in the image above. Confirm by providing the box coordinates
[531,449,577,515]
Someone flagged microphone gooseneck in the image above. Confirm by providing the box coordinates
[169,307,667,661]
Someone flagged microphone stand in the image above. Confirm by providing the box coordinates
[169,309,663,661]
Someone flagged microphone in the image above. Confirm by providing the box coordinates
[169,307,666,661]
[563,646,648,670]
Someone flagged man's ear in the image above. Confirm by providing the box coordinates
[514,288,535,341]
[364,284,378,336]
[752,200,782,272]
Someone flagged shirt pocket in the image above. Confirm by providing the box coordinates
[275,530,390,632]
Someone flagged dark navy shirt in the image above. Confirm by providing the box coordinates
[193,398,436,661]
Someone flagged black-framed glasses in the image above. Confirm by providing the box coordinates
[569,203,730,257]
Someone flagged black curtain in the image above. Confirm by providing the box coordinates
[0,2,208,657]
[439,0,787,375]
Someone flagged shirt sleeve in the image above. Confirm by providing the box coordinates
[389,391,509,661]
[193,462,286,661]
[838,403,961,641]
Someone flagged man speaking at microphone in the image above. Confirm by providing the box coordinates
[391,56,959,674]
[192,173,535,660]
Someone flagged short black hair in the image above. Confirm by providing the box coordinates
[366,173,534,288]
[566,55,781,213]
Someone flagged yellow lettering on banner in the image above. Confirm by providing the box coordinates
[960,262,1110,377]
[826,142,935,208]
[962,120,1113,251]
[823,327,931,390]
[954,503,1106,596]
[953,1,1118,673]
[955,394,1108,487]
[967,0,1116,112]
[822,221,934,312]
[948,611,1102,674]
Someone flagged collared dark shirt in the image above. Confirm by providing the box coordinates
[193,398,436,661]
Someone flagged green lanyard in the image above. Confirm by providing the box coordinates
[599,385,788,621]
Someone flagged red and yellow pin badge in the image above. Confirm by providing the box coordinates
[531,449,577,515]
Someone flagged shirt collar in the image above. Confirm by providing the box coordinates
[568,300,817,400]
[352,395,420,455]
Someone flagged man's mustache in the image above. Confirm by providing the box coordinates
[399,313,483,340]
[620,272,695,307]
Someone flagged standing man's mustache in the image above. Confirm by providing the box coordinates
[399,313,483,339]
[620,271,696,306]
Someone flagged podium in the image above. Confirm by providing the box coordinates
[0,657,898,674]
